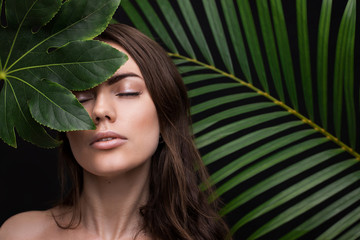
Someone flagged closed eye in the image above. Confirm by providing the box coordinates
[74,92,94,104]
[116,92,142,97]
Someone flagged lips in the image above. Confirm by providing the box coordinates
[90,131,127,150]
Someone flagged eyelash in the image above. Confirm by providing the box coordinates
[79,98,92,104]
[116,92,141,97]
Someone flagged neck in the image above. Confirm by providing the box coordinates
[79,161,151,240]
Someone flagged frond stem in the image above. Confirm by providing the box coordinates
[169,52,360,161]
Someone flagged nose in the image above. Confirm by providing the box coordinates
[91,93,116,125]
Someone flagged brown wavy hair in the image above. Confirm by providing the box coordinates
[56,23,231,240]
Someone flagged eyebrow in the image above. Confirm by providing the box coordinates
[107,72,143,86]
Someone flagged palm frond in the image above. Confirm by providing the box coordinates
[334,0,357,147]
[317,0,333,130]
[296,0,313,119]
[119,0,360,238]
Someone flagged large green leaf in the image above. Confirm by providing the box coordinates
[122,0,360,238]
[0,0,126,148]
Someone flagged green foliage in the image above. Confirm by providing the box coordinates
[0,0,126,148]
[121,0,360,238]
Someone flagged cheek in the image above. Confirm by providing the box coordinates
[128,101,160,153]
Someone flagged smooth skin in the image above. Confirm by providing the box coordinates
[0,42,159,240]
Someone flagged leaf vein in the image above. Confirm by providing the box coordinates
[6,0,113,71]
[4,0,39,69]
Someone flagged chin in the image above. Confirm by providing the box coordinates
[81,155,152,178]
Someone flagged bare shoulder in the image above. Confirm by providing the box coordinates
[0,210,54,240]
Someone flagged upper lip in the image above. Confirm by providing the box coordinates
[90,131,127,145]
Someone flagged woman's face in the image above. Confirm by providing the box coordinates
[66,41,160,178]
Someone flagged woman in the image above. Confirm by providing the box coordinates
[0,24,230,240]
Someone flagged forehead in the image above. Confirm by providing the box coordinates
[103,40,142,77]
